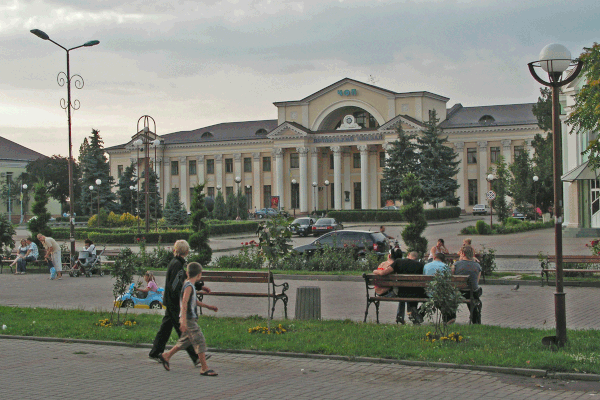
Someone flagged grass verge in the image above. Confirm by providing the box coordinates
[1,306,599,374]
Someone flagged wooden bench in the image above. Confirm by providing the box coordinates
[196,271,289,319]
[541,255,600,286]
[1,248,72,274]
[362,273,475,324]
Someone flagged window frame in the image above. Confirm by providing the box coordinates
[206,159,215,174]
[188,159,197,176]
[467,148,477,164]
[225,158,233,173]
[171,160,179,176]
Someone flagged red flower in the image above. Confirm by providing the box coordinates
[245,242,249,246]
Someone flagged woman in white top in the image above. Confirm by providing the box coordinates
[428,238,449,262]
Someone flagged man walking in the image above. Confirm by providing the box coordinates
[37,234,62,280]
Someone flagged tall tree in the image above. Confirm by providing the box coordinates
[139,168,162,220]
[79,129,117,213]
[163,189,188,225]
[382,123,418,202]
[188,184,212,266]
[566,43,600,169]
[236,189,248,220]
[226,192,237,220]
[532,133,554,215]
[531,87,552,132]
[28,181,53,245]
[489,156,511,223]
[213,190,226,220]
[509,151,534,214]
[416,110,460,207]
[0,213,16,256]
[116,163,137,216]
[23,155,81,212]
[400,173,428,257]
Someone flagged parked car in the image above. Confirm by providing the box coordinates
[289,217,316,237]
[472,204,490,215]
[382,205,400,210]
[311,218,344,236]
[511,209,526,220]
[255,208,278,219]
[293,230,390,259]
[114,283,165,309]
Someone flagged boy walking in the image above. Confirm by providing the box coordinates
[158,262,219,376]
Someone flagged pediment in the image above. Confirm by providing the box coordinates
[267,122,311,139]
[378,115,425,132]
[124,130,163,150]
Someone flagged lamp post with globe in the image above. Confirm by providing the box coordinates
[486,174,495,228]
[528,43,583,347]
[95,179,102,228]
[533,175,539,222]
[312,182,318,214]
[20,184,28,224]
[88,185,94,218]
[324,180,330,214]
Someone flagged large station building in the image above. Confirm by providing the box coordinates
[106,78,543,214]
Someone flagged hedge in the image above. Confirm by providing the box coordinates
[55,216,90,223]
[327,207,461,223]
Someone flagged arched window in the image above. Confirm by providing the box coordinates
[255,128,268,136]
[479,115,495,126]
[201,131,213,138]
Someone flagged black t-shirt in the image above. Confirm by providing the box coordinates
[391,258,424,275]
[164,256,186,310]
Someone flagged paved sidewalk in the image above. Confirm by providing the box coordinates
[0,339,598,399]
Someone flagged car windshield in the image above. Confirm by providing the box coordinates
[371,232,386,243]
[292,218,309,225]
[316,218,334,225]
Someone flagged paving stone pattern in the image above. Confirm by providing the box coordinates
[0,339,598,400]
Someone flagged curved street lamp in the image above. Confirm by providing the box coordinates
[528,43,583,347]
[30,28,100,264]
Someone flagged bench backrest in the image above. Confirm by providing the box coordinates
[363,273,470,291]
[547,255,600,263]
[200,271,273,284]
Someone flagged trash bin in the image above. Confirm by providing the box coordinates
[295,286,321,320]
[542,213,551,223]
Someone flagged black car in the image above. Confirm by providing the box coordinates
[293,230,390,258]
[311,218,344,236]
[511,209,526,220]
[289,217,316,237]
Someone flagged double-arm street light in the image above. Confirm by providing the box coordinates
[30,29,100,265]
[528,43,583,347]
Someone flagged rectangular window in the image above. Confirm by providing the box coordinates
[263,157,271,172]
[467,148,477,164]
[290,153,299,169]
[263,185,271,208]
[171,160,179,175]
[379,152,386,168]
[490,147,500,164]
[514,145,525,158]
[189,160,197,175]
[225,186,234,198]
[206,159,214,174]
[225,158,233,173]
[468,179,478,206]
[207,187,215,198]
[353,153,361,168]
[243,157,252,172]
[117,165,123,178]
[330,153,334,169]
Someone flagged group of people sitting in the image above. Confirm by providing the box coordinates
[9,237,39,274]
[373,238,482,325]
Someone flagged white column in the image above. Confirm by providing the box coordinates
[274,148,284,208]
[526,138,534,159]
[253,152,261,210]
[369,148,378,209]
[298,147,309,213]
[215,154,223,194]
[197,155,205,187]
[179,157,188,209]
[358,145,369,210]
[234,153,242,186]
[455,142,465,210]
[332,146,342,210]
[164,158,171,197]
[310,148,319,211]
[502,139,512,165]
[478,141,488,204]
[343,149,351,210]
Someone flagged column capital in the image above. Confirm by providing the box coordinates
[252,152,261,160]
[478,141,488,149]
[357,144,368,153]
[454,141,464,150]
[525,138,534,147]
[130,157,136,164]
[215,154,223,162]
[383,142,393,151]
[197,155,205,163]
[273,148,284,158]
[296,147,309,155]
[179,157,186,163]
[331,145,342,154]
[502,139,512,149]
[310,147,320,156]
[155,157,163,163]
[234,153,242,161]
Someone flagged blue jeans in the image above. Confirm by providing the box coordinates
[380,289,408,322]
[17,256,36,273]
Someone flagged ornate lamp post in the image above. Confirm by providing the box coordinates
[291,179,297,217]
[152,138,161,230]
[528,43,583,347]
[487,174,495,228]
[135,116,157,233]
[324,180,330,215]
[129,185,136,215]
[20,184,28,224]
[30,28,99,266]
[245,185,252,212]
[234,176,242,219]
[533,175,539,222]
[312,181,318,214]
[133,138,143,234]
[95,179,101,228]
[88,185,94,216]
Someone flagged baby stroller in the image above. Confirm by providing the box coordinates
[69,246,105,277]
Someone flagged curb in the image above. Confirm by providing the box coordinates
[1,335,598,381]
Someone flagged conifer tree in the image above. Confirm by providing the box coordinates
[213,190,226,220]
[399,173,428,257]
[226,192,237,220]
[188,184,212,266]
[28,181,52,245]
[416,110,460,207]
[116,163,137,215]
[489,156,511,223]
[139,168,162,220]
[79,129,117,213]
[382,123,418,202]
[163,189,188,225]
[509,151,534,213]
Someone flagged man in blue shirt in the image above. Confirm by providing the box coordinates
[17,237,39,274]
[423,253,447,275]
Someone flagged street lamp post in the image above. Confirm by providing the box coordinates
[246,185,252,213]
[95,179,101,228]
[30,28,100,266]
[533,175,539,222]
[88,185,94,217]
[152,138,161,231]
[235,176,242,219]
[129,186,135,215]
[134,116,157,233]
[291,179,297,217]
[487,174,494,228]
[324,180,330,215]
[20,184,28,224]
[312,182,318,214]
[528,43,583,347]
[134,138,143,234]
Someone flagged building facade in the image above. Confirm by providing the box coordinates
[106,78,543,214]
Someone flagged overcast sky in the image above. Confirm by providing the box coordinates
[2,0,598,159]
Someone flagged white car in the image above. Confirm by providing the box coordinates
[472,204,490,215]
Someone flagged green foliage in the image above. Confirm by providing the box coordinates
[532,133,554,215]
[258,215,294,268]
[111,247,141,323]
[421,268,464,338]
[479,246,497,276]
[213,190,226,220]
[382,123,418,202]
[0,213,16,257]
[399,173,428,257]
[327,207,461,223]
[116,163,137,216]
[532,87,552,132]
[509,151,534,213]
[489,156,511,223]
[461,219,554,235]
[225,192,237,220]
[286,245,382,272]
[416,110,460,206]
[188,184,212,267]
[237,190,249,220]
[566,43,600,170]
[163,189,188,225]
[23,155,79,212]
[211,240,263,270]
[475,220,491,234]
[27,181,52,243]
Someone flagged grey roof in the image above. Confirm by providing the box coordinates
[438,103,538,129]
[106,119,278,150]
[0,136,47,162]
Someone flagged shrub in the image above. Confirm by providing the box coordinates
[327,206,461,223]
[479,246,497,276]
[188,184,212,267]
[0,213,16,257]
[475,220,491,235]
[210,240,263,270]
[421,268,464,338]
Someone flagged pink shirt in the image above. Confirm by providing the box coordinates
[147,280,158,292]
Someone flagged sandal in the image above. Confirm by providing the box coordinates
[200,369,218,376]
[158,354,170,371]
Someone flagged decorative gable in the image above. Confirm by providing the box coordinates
[267,122,311,139]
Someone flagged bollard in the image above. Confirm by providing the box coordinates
[295,286,321,320]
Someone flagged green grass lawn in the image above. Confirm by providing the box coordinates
[1,306,599,374]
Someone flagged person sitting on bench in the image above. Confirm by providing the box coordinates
[15,238,39,274]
